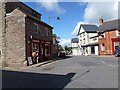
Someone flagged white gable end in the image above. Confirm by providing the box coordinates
[79,26,85,34]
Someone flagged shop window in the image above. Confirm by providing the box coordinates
[32,43,39,55]
[45,44,50,56]
[101,43,105,51]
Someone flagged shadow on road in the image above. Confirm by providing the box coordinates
[2,70,75,89]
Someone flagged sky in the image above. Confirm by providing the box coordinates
[20,0,119,47]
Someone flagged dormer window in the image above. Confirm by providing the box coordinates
[100,32,105,38]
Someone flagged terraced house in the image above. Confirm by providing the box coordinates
[97,18,120,55]
[0,1,54,67]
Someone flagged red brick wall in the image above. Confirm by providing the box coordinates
[98,30,117,55]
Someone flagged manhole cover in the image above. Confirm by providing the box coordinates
[42,67,54,71]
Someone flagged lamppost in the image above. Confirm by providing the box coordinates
[48,16,60,24]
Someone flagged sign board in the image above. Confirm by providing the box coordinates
[32,40,40,43]
[27,57,33,65]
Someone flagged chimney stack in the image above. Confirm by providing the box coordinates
[100,17,103,24]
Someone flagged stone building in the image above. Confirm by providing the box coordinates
[0,1,54,67]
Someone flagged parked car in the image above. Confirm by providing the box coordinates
[114,47,120,57]
[58,51,66,57]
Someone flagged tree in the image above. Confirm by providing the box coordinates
[64,46,72,54]
[58,45,64,52]
[52,34,60,43]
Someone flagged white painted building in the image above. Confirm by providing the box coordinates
[71,38,80,55]
[78,24,99,55]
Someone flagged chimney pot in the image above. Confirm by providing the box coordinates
[100,17,103,24]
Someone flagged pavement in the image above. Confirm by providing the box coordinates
[1,55,119,89]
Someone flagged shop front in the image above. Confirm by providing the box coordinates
[27,39,52,65]
[112,37,120,54]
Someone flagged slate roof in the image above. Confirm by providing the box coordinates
[71,38,79,43]
[97,19,120,32]
[78,24,98,35]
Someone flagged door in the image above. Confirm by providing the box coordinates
[40,44,45,61]
[91,46,95,54]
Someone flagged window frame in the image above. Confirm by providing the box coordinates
[34,23,39,33]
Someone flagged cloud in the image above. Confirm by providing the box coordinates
[84,2,118,24]
[36,0,66,14]
[71,1,118,38]
[59,39,71,47]
[71,22,89,37]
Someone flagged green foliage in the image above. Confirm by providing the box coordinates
[58,45,64,51]
[64,46,72,53]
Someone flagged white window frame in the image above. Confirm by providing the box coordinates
[101,43,105,51]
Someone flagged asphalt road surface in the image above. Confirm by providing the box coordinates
[2,55,119,89]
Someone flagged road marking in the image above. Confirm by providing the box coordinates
[100,61,116,68]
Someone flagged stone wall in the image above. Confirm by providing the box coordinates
[6,2,41,20]
[0,2,3,67]
[5,9,26,67]
[0,2,6,67]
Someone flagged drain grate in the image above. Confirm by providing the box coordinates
[42,67,54,71]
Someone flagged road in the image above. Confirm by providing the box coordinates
[2,55,119,89]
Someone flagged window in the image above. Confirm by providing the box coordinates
[100,32,105,38]
[101,43,105,51]
[93,37,97,41]
[118,31,120,36]
[80,34,82,37]
[34,23,39,33]
[83,32,85,37]
[83,38,85,44]
[45,28,49,36]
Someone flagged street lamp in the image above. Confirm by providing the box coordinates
[48,16,60,24]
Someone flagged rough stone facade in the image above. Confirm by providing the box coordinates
[25,16,53,59]
[5,9,26,67]
[0,2,3,66]
[0,2,6,67]
[0,1,54,67]
[6,2,41,20]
